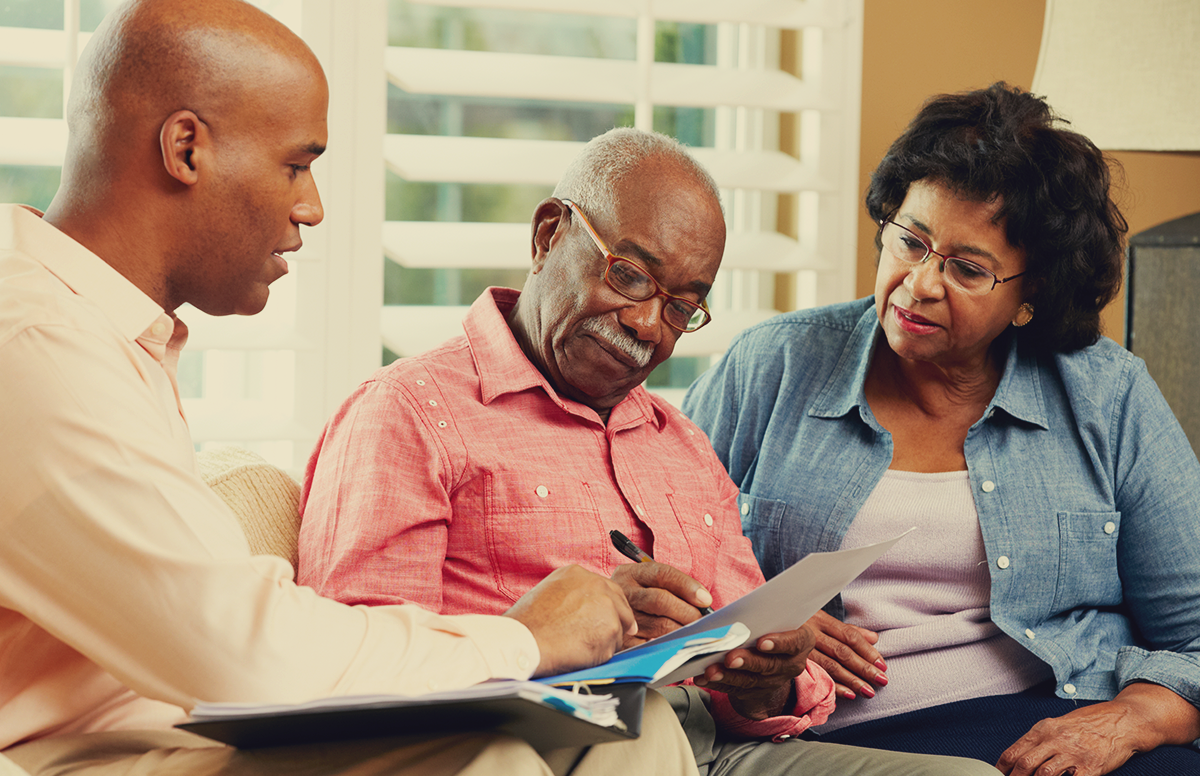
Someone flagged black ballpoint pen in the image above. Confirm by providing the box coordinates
[608,529,714,616]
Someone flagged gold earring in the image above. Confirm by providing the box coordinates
[1013,302,1034,327]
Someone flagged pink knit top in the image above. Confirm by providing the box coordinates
[817,470,1052,733]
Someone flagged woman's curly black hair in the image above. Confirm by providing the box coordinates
[865,82,1127,353]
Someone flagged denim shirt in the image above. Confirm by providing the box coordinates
[683,297,1200,715]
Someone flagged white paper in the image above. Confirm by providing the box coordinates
[645,529,914,687]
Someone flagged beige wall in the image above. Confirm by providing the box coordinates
[857,0,1200,343]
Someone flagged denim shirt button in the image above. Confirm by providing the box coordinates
[997,555,1010,569]
[1064,683,1077,695]
[982,480,996,493]
[740,502,749,516]
[1024,628,1036,639]
[1104,521,1116,535]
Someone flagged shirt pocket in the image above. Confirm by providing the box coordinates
[738,493,789,576]
[1052,511,1122,612]
[483,472,605,603]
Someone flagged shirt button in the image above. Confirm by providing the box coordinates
[437,421,447,428]
[535,485,549,498]
[636,505,645,516]
[428,400,437,407]
[981,480,996,493]
[1024,628,1036,639]
[1104,521,1116,535]
[703,513,714,527]
[740,502,749,516]
[151,321,168,336]
[416,380,426,386]
[778,734,791,741]
[1064,683,1077,695]
[997,556,1010,569]
[687,428,695,436]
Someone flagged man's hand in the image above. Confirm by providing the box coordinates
[503,564,637,678]
[996,683,1200,776]
[610,561,713,647]
[806,610,888,699]
[693,625,817,720]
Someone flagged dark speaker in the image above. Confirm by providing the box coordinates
[1126,211,1200,457]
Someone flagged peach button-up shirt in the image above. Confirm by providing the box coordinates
[0,205,538,751]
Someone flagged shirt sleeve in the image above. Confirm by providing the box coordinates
[0,324,539,711]
[298,365,458,611]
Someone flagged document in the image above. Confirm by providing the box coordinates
[637,529,913,687]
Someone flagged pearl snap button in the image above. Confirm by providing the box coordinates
[1064,683,1077,694]
[704,513,714,527]
[982,480,996,493]
[1104,521,1116,535]
[535,485,549,498]
[997,556,1010,569]
[740,503,749,516]
[1024,628,1036,639]
[416,380,425,386]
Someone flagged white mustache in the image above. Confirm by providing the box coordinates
[581,317,654,368]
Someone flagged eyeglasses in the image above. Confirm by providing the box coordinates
[880,220,1025,295]
[561,199,712,333]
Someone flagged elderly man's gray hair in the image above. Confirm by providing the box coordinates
[553,127,722,216]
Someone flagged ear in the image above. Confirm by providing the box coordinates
[159,110,207,186]
[530,197,568,275]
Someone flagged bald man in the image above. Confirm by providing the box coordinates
[0,1,698,774]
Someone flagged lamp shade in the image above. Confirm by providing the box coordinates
[1031,0,1200,151]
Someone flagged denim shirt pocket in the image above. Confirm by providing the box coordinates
[1052,511,1122,612]
[738,493,789,577]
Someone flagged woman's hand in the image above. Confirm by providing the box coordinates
[805,610,888,699]
[996,683,1200,776]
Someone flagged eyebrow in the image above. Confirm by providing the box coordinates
[612,239,713,298]
[298,143,326,158]
[902,215,997,263]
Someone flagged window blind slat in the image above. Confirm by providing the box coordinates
[383,221,830,272]
[384,135,825,192]
[0,118,66,167]
[405,0,845,28]
[387,47,819,111]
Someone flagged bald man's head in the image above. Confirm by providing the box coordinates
[47,0,328,316]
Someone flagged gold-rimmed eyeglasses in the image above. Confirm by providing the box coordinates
[880,219,1025,295]
[561,198,712,333]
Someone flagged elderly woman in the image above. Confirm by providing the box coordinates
[682,82,1200,776]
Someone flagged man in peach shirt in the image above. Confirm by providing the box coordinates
[0,1,700,774]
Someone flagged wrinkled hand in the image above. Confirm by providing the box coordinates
[806,610,888,699]
[997,683,1200,776]
[503,564,637,678]
[693,625,816,720]
[610,561,713,648]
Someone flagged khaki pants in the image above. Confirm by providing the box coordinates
[3,691,697,776]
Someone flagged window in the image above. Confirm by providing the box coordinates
[0,0,862,472]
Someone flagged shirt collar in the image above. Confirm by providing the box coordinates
[8,204,168,345]
[464,287,666,430]
[810,298,1049,430]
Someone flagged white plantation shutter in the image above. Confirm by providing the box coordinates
[0,0,861,471]
[378,0,863,406]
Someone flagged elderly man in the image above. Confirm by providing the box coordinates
[298,128,998,776]
[0,2,702,774]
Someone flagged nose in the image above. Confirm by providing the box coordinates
[903,254,947,301]
[292,173,324,228]
[616,296,666,346]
